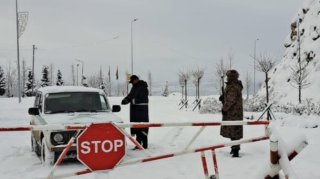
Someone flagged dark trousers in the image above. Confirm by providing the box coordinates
[136,129,148,149]
[231,138,240,150]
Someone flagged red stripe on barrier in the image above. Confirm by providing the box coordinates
[212,150,219,177]
[192,122,221,126]
[76,169,92,175]
[66,126,86,130]
[130,124,163,128]
[200,152,209,176]
[270,150,278,165]
[288,151,298,161]
[195,144,225,153]
[142,154,175,162]
[252,136,269,142]
[55,138,74,166]
[0,127,31,131]
[248,121,269,125]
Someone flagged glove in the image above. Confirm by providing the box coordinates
[219,95,224,104]
[121,99,128,105]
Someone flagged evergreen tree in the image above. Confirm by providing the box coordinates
[41,66,50,87]
[0,66,6,96]
[56,70,64,86]
[25,70,34,96]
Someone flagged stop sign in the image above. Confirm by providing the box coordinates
[77,123,126,171]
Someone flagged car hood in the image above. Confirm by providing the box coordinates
[42,112,123,125]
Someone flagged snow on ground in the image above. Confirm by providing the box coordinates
[0,95,319,179]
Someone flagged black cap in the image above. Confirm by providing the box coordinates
[129,75,139,83]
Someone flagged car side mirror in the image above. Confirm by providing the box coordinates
[29,107,40,115]
[112,105,121,112]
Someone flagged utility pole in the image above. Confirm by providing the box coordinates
[32,45,37,95]
[77,64,79,86]
[253,38,259,95]
[15,0,21,102]
[131,19,138,75]
[76,59,84,85]
[15,0,28,102]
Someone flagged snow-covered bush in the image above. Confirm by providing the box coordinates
[243,96,266,112]
[199,97,222,114]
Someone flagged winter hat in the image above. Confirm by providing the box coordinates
[129,75,139,83]
[226,70,239,80]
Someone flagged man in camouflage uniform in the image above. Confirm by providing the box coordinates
[220,70,243,157]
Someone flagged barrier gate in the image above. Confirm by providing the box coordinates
[0,120,308,179]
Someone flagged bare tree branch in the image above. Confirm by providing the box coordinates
[251,52,280,120]
[214,58,228,94]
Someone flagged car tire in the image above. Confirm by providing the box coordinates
[31,134,41,156]
[41,138,55,165]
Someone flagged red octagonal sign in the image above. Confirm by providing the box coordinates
[77,123,126,171]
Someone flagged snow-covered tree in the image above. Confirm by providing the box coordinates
[71,64,76,86]
[0,66,6,96]
[49,63,54,85]
[25,70,34,96]
[21,59,27,97]
[41,66,50,87]
[162,81,169,97]
[148,70,152,96]
[289,19,311,104]
[87,73,99,88]
[56,70,64,86]
[6,61,17,97]
[191,66,205,100]
[244,71,252,101]
[252,52,280,120]
[99,67,106,91]
[214,58,228,95]
[178,70,190,107]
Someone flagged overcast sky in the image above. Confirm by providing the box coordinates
[0,0,303,91]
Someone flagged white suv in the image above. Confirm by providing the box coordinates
[28,86,123,165]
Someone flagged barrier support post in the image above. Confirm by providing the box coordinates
[47,130,81,178]
[116,127,151,157]
[212,149,219,179]
[200,151,209,179]
[268,135,279,179]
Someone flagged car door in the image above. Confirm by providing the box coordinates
[31,92,43,142]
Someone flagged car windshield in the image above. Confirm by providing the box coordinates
[44,92,109,114]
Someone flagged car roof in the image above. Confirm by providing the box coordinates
[37,86,105,95]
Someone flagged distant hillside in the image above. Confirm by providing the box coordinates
[256,0,320,104]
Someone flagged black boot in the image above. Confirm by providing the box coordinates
[230,148,233,154]
[232,149,239,158]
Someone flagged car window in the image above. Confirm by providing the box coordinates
[34,93,40,107]
[38,94,43,113]
[44,92,109,114]
[100,95,108,110]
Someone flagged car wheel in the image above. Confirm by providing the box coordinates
[31,134,41,156]
[41,138,55,165]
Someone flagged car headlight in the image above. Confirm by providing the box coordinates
[53,133,64,143]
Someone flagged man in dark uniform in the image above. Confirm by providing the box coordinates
[121,75,149,149]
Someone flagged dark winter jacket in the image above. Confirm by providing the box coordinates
[220,80,243,140]
[122,80,149,135]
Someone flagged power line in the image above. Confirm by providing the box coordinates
[0,36,120,51]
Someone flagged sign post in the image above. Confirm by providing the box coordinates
[77,123,126,171]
